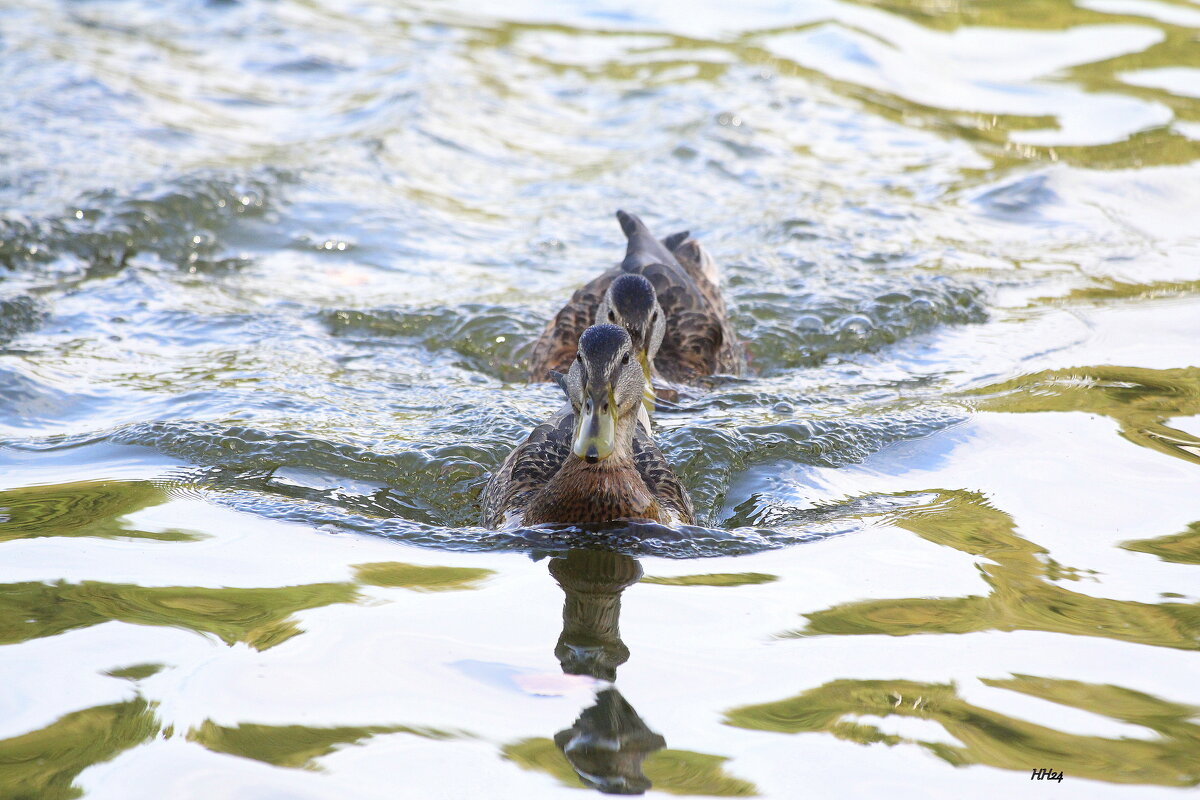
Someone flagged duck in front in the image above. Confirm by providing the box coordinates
[483,323,695,528]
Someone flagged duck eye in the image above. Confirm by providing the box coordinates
[621,353,630,366]
[607,310,616,322]
[577,353,583,363]
[651,310,659,322]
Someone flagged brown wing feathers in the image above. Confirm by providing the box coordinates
[526,272,613,380]
[632,427,695,523]
[481,409,573,528]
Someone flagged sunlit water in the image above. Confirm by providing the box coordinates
[2,0,1199,796]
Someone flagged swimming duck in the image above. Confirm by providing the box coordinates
[528,210,746,393]
[483,323,695,528]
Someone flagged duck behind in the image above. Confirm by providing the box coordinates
[528,211,746,387]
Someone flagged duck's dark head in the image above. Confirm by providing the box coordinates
[595,273,663,408]
[567,324,645,463]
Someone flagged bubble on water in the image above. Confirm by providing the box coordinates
[321,305,544,383]
[793,314,824,332]
[836,315,875,338]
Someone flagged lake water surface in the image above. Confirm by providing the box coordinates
[2,0,1199,797]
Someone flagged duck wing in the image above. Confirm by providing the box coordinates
[631,427,695,525]
[666,234,747,376]
[481,408,573,527]
[667,234,724,309]
[528,269,617,380]
[636,262,726,383]
[618,212,746,381]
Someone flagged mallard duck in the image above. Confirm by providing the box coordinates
[483,323,695,528]
[528,210,746,393]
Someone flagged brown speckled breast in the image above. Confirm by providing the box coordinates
[523,456,669,525]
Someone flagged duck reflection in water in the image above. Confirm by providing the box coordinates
[548,549,666,795]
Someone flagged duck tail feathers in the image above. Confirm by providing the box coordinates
[615,209,644,240]
[661,230,690,252]
[615,209,679,271]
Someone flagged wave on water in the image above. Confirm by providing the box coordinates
[0,295,46,345]
[2,398,963,556]
[321,305,546,383]
[0,171,284,277]
[734,271,988,372]
[163,477,865,560]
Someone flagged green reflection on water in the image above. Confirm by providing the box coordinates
[187,720,459,770]
[0,480,202,542]
[769,0,1200,170]
[966,366,1200,467]
[0,697,159,800]
[352,561,495,591]
[0,580,358,650]
[1124,521,1200,565]
[103,663,165,682]
[725,674,1200,787]
[641,573,778,587]
[844,0,1149,31]
[1050,278,1200,306]
[874,0,1199,154]
[503,738,757,797]
[791,490,1200,649]
[472,1,1200,174]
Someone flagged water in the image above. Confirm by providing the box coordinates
[1,0,1199,796]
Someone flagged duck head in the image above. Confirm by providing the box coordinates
[595,273,663,410]
[566,324,645,463]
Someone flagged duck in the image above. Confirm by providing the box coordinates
[527,210,746,397]
[483,323,695,529]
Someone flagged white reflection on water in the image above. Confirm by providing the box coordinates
[1,0,1199,797]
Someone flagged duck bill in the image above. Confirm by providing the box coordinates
[572,389,618,463]
[637,349,655,412]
